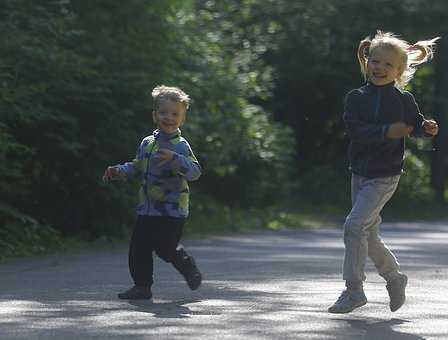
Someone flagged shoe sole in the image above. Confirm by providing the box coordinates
[118,296,152,300]
[328,299,367,314]
[118,294,153,300]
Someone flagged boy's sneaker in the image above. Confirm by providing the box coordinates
[386,273,408,312]
[180,257,202,290]
[118,285,152,300]
[328,289,367,314]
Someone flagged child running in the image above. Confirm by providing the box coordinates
[103,85,202,300]
[328,31,439,313]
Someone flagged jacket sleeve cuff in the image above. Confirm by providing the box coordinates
[117,164,133,179]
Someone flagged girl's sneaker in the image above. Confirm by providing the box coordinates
[386,273,408,312]
[328,289,367,313]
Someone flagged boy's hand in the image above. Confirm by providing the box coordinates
[386,122,414,139]
[155,149,176,167]
[423,119,439,136]
[102,166,125,182]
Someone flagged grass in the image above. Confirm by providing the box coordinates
[383,199,448,222]
[1,195,447,262]
[185,198,348,237]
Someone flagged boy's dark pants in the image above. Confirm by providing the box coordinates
[129,215,191,287]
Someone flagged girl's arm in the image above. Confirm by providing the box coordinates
[404,91,438,137]
[403,91,428,138]
[343,90,390,142]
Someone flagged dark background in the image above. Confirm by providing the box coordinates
[1,0,447,257]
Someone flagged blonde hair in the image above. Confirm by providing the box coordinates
[357,31,440,88]
[151,85,190,110]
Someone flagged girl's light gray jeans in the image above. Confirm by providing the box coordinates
[343,173,401,283]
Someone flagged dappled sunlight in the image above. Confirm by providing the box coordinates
[1,223,448,339]
[2,278,448,339]
[3,1,448,338]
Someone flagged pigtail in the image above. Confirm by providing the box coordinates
[395,36,440,87]
[408,37,440,67]
[357,39,371,81]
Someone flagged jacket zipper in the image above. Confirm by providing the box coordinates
[363,89,382,175]
[143,139,157,215]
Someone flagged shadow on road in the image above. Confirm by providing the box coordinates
[128,298,203,318]
[1,225,448,339]
[333,318,425,340]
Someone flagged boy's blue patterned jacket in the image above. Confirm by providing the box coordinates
[117,129,201,218]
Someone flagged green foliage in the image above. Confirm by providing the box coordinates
[294,165,351,204]
[202,0,447,205]
[187,192,342,236]
[0,0,295,246]
[0,0,179,236]
[0,203,63,260]
[1,0,447,260]
[170,1,296,206]
[395,151,432,201]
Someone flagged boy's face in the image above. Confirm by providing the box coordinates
[367,47,402,86]
[152,99,186,134]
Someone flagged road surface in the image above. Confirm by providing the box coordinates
[1,221,447,339]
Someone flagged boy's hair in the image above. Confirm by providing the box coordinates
[151,85,190,110]
[357,31,440,88]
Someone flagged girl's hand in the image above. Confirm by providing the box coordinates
[102,166,125,182]
[423,119,439,136]
[155,149,176,167]
[386,122,414,139]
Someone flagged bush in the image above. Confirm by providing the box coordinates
[0,204,63,260]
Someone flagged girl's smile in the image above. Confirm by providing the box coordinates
[367,47,402,86]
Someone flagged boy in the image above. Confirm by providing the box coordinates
[103,85,202,299]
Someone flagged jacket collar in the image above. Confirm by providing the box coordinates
[153,128,181,140]
[365,81,397,93]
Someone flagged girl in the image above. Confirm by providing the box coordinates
[328,31,439,314]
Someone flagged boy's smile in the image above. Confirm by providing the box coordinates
[367,48,402,86]
[152,99,186,134]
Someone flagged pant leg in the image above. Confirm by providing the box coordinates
[354,177,400,279]
[343,174,400,282]
[153,217,189,268]
[367,215,401,281]
[128,215,155,287]
[350,173,362,205]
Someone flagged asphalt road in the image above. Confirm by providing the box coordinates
[1,221,448,339]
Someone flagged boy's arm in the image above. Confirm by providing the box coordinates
[103,165,126,182]
[116,140,146,180]
[343,91,390,142]
[161,141,201,181]
[172,153,202,181]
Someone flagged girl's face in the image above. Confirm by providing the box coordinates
[152,99,186,134]
[367,47,403,86]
